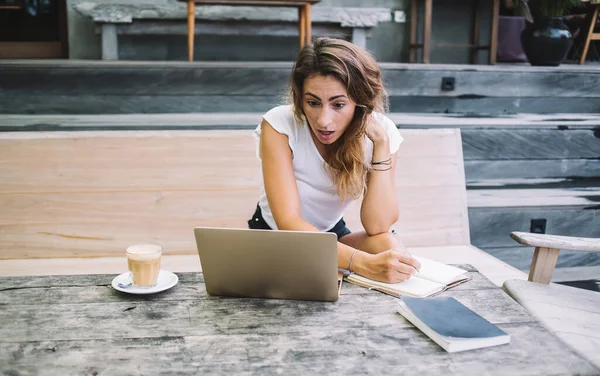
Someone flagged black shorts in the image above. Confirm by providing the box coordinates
[247,204,351,240]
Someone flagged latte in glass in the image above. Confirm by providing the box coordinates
[126,244,162,288]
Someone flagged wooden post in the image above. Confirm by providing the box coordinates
[58,0,69,58]
[304,3,312,46]
[580,6,599,64]
[409,0,418,63]
[489,0,500,65]
[528,247,560,284]
[187,0,195,62]
[298,6,306,48]
[423,0,432,64]
[471,0,481,64]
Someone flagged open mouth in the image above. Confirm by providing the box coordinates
[315,129,335,142]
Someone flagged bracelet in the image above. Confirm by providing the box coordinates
[348,250,358,273]
[372,165,392,172]
[372,157,392,166]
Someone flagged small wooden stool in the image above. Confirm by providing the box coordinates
[409,0,500,64]
[177,0,320,62]
[579,1,600,64]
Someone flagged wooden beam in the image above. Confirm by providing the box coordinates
[187,0,195,62]
[580,6,599,64]
[409,0,418,63]
[471,0,480,64]
[179,0,320,5]
[58,0,69,58]
[298,5,306,48]
[423,0,432,64]
[0,42,63,59]
[304,3,312,46]
[528,247,560,284]
[489,0,500,64]
[511,232,600,253]
[437,43,489,48]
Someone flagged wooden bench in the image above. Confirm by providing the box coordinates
[503,232,600,368]
[74,2,392,60]
[3,111,597,273]
[0,128,525,286]
[177,0,320,62]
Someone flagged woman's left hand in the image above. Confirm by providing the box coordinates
[365,115,389,145]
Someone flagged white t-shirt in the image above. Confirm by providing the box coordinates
[253,105,403,232]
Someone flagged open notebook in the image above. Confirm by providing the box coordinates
[346,256,471,298]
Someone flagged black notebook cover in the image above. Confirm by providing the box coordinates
[401,296,507,339]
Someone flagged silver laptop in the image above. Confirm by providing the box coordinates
[194,227,341,302]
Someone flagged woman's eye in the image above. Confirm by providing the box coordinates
[333,102,345,109]
[307,100,320,107]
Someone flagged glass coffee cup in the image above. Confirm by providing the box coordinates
[126,244,163,288]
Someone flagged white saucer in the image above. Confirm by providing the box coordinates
[111,270,179,295]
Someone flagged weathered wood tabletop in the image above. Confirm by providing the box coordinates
[1,265,598,375]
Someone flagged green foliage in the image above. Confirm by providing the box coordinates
[518,0,583,17]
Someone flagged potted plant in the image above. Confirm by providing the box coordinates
[518,0,582,66]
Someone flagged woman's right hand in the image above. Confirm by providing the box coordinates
[354,250,421,283]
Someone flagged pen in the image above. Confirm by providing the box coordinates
[391,229,421,276]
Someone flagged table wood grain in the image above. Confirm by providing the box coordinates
[1,266,598,375]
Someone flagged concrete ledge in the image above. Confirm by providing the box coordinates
[74,3,392,28]
[2,112,600,129]
[2,59,600,72]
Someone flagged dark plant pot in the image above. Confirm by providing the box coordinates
[521,17,573,66]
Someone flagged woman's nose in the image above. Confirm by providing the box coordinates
[317,109,332,128]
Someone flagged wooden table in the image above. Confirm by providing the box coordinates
[178,0,321,62]
[409,0,500,64]
[1,266,598,375]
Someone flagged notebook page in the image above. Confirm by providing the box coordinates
[414,257,468,285]
[347,273,443,297]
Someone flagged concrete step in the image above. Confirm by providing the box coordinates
[1,60,599,115]
[1,112,599,130]
[551,266,600,283]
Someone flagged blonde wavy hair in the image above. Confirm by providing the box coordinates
[289,37,388,200]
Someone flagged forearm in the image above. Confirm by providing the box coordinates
[361,140,399,234]
[338,241,363,271]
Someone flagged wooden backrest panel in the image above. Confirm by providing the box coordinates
[0,129,469,259]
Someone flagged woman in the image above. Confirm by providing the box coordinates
[248,37,420,284]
